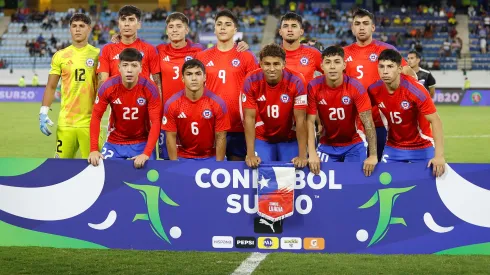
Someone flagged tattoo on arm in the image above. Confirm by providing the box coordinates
[152,74,162,96]
[360,110,377,157]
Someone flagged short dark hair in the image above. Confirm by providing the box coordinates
[259,43,286,61]
[280,12,303,28]
[69,13,91,25]
[322,45,344,59]
[408,50,421,59]
[215,9,238,28]
[182,59,205,74]
[166,12,189,25]
[119,48,143,63]
[353,8,375,22]
[118,5,142,21]
[378,49,402,66]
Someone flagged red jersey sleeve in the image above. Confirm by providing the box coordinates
[307,82,318,115]
[293,73,307,110]
[143,82,162,156]
[162,101,178,132]
[413,83,437,116]
[242,72,258,110]
[148,45,161,75]
[349,77,371,113]
[214,97,231,132]
[90,84,112,152]
[97,44,111,74]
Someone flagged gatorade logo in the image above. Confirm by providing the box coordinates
[303,237,325,250]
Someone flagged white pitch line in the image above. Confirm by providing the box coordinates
[446,135,490,138]
[231,252,268,275]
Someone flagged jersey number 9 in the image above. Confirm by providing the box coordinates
[218,70,226,84]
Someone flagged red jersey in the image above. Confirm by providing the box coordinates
[162,90,230,159]
[156,39,206,103]
[284,45,323,83]
[97,38,160,78]
[195,45,259,132]
[242,68,307,143]
[307,74,371,147]
[367,74,436,150]
[90,75,162,156]
[343,39,408,127]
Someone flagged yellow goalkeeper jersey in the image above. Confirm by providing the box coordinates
[49,44,100,127]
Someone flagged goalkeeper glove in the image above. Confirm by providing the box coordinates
[39,106,54,136]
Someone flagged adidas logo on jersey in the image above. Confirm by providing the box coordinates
[163,56,170,62]
[318,99,327,105]
[257,95,266,101]
[112,54,119,60]
[346,56,353,62]
[206,61,215,67]
[177,112,187,118]
[112,98,122,104]
[378,102,386,108]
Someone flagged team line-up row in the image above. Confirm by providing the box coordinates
[38,6,445,178]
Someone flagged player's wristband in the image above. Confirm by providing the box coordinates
[40,106,50,115]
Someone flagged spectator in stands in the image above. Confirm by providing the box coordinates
[18,76,25,87]
[438,8,446,17]
[401,5,407,14]
[448,16,457,26]
[50,34,57,47]
[468,5,477,17]
[393,15,402,25]
[32,74,39,86]
[403,15,412,26]
[415,40,423,53]
[380,33,388,43]
[381,17,391,27]
[485,15,490,28]
[252,34,259,44]
[480,37,487,54]
[432,59,441,70]
[441,39,451,57]
[451,38,462,58]
[21,23,28,33]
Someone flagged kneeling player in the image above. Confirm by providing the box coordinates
[162,59,229,161]
[88,48,161,168]
[243,43,308,168]
[368,49,445,177]
[307,46,378,176]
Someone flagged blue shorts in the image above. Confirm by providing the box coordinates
[226,132,246,158]
[381,145,434,163]
[158,130,169,160]
[102,142,156,160]
[255,139,298,162]
[316,142,367,162]
[178,156,217,161]
[368,127,387,162]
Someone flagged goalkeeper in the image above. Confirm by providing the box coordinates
[39,13,100,158]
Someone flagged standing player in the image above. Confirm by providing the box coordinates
[162,59,229,161]
[39,13,99,159]
[88,48,161,169]
[97,5,161,92]
[279,12,322,84]
[196,9,259,161]
[156,12,248,159]
[368,49,445,177]
[407,50,436,97]
[344,8,417,162]
[307,46,378,176]
[242,44,308,168]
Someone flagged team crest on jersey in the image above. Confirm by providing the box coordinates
[341,96,351,105]
[86,58,95,67]
[140,51,145,57]
[185,56,193,61]
[300,57,309,65]
[232,58,241,67]
[162,116,167,125]
[242,94,247,102]
[281,94,290,103]
[137,97,146,106]
[369,53,378,62]
[401,100,410,110]
[202,109,213,119]
[95,95,99,104]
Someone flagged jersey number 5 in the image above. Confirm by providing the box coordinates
[123,107,139,120]
[356,65,364,79]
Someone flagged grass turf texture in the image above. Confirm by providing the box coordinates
[1,103,489,162]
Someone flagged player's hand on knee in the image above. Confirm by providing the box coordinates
[88,151,103,166]
[308,154,321,175]
[363,155,378,177]
[245,155,261,169]
[428,156,446,177]
[131,154,150,169]
[292,156,308,169]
